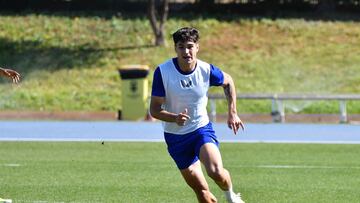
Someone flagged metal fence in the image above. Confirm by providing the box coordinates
[208,93,360,123]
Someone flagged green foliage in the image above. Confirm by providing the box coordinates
[0,13,359,113]
[0,142,359,202]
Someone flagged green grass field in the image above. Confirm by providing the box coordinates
[1,142,359,202]
[0,13,359,114]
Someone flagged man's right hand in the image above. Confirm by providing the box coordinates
[175,108,190,126]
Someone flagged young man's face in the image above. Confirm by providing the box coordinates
[175,41,199,65]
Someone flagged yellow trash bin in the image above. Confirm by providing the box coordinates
[118,65,149,120]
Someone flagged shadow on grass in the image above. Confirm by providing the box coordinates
[0,37,154,76]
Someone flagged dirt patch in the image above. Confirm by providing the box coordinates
[216,113,360,124]
[0,111,117,121]
[0,111,359,124]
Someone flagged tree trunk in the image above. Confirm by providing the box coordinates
[148,0,169,47]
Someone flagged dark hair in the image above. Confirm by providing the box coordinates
[172,27,200,44]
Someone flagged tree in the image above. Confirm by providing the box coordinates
[148,0,169,46]
[198,0,215,7]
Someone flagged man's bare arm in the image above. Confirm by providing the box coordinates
[150,96,190,126]
[222,72,244,134]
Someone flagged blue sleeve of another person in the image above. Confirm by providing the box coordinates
[210,64,224,86]
[151,67,165,97]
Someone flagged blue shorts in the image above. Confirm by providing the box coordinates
[164,122,219,170]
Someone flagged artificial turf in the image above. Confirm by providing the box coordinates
[0,142,359,203]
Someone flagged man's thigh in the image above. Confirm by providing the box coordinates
[199,143,224,173]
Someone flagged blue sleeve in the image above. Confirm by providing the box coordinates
[151,67,165,97]
[209,64,224,86]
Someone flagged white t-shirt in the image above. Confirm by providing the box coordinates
[152,58,224,134]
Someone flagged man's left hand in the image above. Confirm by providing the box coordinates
[227,114,244,135]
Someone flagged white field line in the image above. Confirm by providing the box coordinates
[0,138,165,142]
[3,163,21,167]
[222,140,360,144]
[2,138,360,144]
[5,163,358,170]
[239,165,360,169]
[14,200,97,203]
[13,199,98,203]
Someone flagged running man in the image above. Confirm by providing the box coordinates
[0,67,20,83]
[150,27,245,203]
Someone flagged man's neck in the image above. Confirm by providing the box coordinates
[177,59,196,73]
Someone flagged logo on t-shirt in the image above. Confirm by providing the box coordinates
[180,79,193,88]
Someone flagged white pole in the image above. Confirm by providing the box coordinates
[339,100,347,123]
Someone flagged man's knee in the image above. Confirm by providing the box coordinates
[207,166,225,181]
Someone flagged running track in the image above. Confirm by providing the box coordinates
[1,121,360,144]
